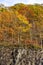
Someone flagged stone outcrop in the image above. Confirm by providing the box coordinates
[0,47,43,65]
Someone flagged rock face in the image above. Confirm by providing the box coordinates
[0,47,43,65]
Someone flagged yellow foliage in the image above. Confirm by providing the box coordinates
[15,11,32,32]
[15,11,29,24]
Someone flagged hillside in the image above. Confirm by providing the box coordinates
[0,3,43,48]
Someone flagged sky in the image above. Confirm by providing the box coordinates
[0,0,43,6]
